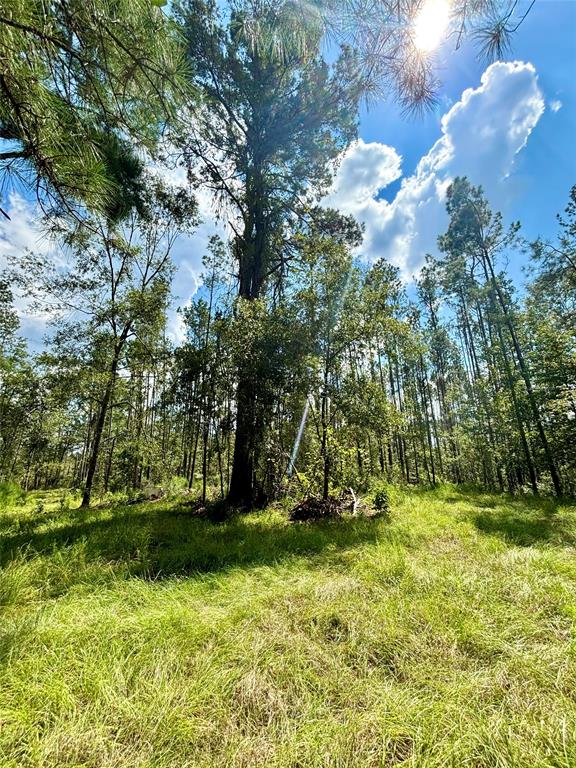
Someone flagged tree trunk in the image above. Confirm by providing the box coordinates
[227,189,267,506]
[81,328,129,507]
[202,423,209,504]
[81,373,115,508]
[228,371,257,505]
[484,253,563,496]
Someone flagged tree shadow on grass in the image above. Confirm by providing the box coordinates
[471,506,576,547]
[446,489,576,547]
[0,502,399,580]
[407,483,576,547]
[0,504,409,668]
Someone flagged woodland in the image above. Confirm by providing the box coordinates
[0,1,575,507]
[0,1,575,767]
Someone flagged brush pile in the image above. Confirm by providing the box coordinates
[288,496,342,521]
[290,488,359,519]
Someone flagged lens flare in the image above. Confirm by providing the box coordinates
[413,0,451,52]
[287,399,310,477]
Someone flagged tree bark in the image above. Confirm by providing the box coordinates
[228,371,257,505]
[227,180,267,506]
[484,253,563,496]
[81,326,130,507]
[81,370,116,507]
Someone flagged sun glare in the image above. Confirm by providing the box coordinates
[413,0,451,52]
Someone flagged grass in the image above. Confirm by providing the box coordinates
[0,485,575,767]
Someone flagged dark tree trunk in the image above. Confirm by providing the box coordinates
[228,186,267,507]
[81,373,115,508]
[228,371,257,506]
[188,420,200,491]
[216,430,225,499]
[202,423,209,503]
[104,436,116,494]
[484,254,563,496]
[491,299,539,495]
[81,327,129,508]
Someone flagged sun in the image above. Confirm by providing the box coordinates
[413,0,451,52]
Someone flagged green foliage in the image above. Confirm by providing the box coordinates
[6,182,197,505]
[0,0,565,509]
[0,280,19,345]
[0,0,190,215]
[32,499,45,517]
[372,482,391,516]
[0,481,26,509]
[6,180,576,505]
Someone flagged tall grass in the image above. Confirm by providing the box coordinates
[0,487,574,767]
[0,480,26,510]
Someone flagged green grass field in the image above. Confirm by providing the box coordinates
[1,486,575,767]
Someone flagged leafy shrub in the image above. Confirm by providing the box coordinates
[58,492,71,513]
[166,476,189,495]
[372,484,391,517]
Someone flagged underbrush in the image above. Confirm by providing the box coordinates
[0,486,574,767]
[0,480,27,509]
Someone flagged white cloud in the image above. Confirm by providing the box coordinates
[0,193,60,348]
[326,61,545,278]
[549,99,562,113]
[0,193,56,264]
[0,183,227,348]
[326,139,402,207]
[2,61,547,346]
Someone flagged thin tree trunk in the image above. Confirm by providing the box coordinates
[81,327,129,507]
[484,253,562,495]
[81,374,115,507]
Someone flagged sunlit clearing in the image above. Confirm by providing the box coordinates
[413,0,451,52]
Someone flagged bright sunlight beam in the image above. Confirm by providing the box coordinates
[413,0,451,52]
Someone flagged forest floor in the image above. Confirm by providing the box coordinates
[0,486,575,768]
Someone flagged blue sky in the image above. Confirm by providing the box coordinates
[1,0,575,345]
[343,0,576,282]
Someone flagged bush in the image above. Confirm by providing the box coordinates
[166,476,189,495]
[372,483,391,517]
[58,492,71,513]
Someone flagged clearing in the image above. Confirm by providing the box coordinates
[0,487,575,767]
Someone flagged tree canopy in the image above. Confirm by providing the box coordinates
[0,0,189,217]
